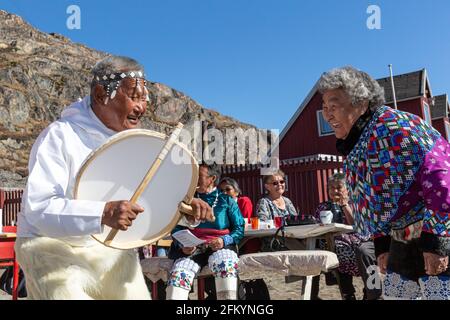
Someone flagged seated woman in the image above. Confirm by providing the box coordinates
[219,177,260,254]
[312,173,381,300]
[256,170,304,251]
[219,177,270,300]
[166,163,245,300]
[219,177,253,221]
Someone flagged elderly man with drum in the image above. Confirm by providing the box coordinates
[14,56,213,299]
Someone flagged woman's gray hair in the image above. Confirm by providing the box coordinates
[219,177,242,195]
[318,66,385,111]
[262,170,285,185]
[328,172,346,186]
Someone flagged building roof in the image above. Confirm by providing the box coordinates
[431,94,449,119]
[377,69,430,104]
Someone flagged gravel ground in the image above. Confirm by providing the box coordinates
[1,268,366,300]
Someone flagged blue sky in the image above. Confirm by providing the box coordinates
[1,0,450,131]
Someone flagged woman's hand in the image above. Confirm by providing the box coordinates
[423,252,449,275]
[377,252,389,274]
[208,237,224,251]
[182,246,197,255]
[329,187,349,206]
[338,189,349,206]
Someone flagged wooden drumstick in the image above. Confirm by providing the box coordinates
[104,122,185,245]
[179,201,195,216]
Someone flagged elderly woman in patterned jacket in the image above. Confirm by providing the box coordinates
[319,66,450,300]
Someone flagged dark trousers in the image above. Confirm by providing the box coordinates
[355,240,382,300]
[312,240,381,300]
[311,271,355,299]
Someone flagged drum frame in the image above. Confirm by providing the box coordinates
[73,128,199,249]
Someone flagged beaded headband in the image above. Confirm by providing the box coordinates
[93,71,149,104]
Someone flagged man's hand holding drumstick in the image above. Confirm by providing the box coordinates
[102,200,144,231]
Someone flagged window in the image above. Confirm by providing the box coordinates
[423,102,432,125]
[445,120,450,143]
[317,110,334,137]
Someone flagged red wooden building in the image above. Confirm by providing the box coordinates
[431,94,450,140]
[225,69,450,215]
[0,188,23,226]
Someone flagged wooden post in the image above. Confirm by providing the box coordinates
[0,188,4,227]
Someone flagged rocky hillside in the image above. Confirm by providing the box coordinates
[0,10,254,188]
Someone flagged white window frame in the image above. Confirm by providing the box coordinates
[423,102,432,125]
[316,110,334,137]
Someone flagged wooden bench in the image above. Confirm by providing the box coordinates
[238,250,339,300]
[141,250,339,300]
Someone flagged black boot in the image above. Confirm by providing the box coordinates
[342,293,356,300]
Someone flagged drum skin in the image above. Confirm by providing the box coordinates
[74,129,198,249]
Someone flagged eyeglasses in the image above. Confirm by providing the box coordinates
[221,186,234,192]
[271,180,285,186]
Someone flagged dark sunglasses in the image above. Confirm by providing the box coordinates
[271,180,285,186]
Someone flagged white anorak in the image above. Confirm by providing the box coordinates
[17,96,117,246]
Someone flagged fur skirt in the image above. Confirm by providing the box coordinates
[14,237,150,300]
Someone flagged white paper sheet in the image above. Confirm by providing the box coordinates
[172,229,206,247]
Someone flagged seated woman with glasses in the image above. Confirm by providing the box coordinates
[256,170,304,251]
[257,170,296,222]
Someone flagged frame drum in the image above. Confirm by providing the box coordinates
[74,129,198,249]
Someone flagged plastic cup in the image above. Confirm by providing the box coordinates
[251,217,259,230]
[274,216,283,228]
[320,211,333,224]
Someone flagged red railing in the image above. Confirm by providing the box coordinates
[0,155,343,223]
[222,155,343,215]
[0,189,24,226]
